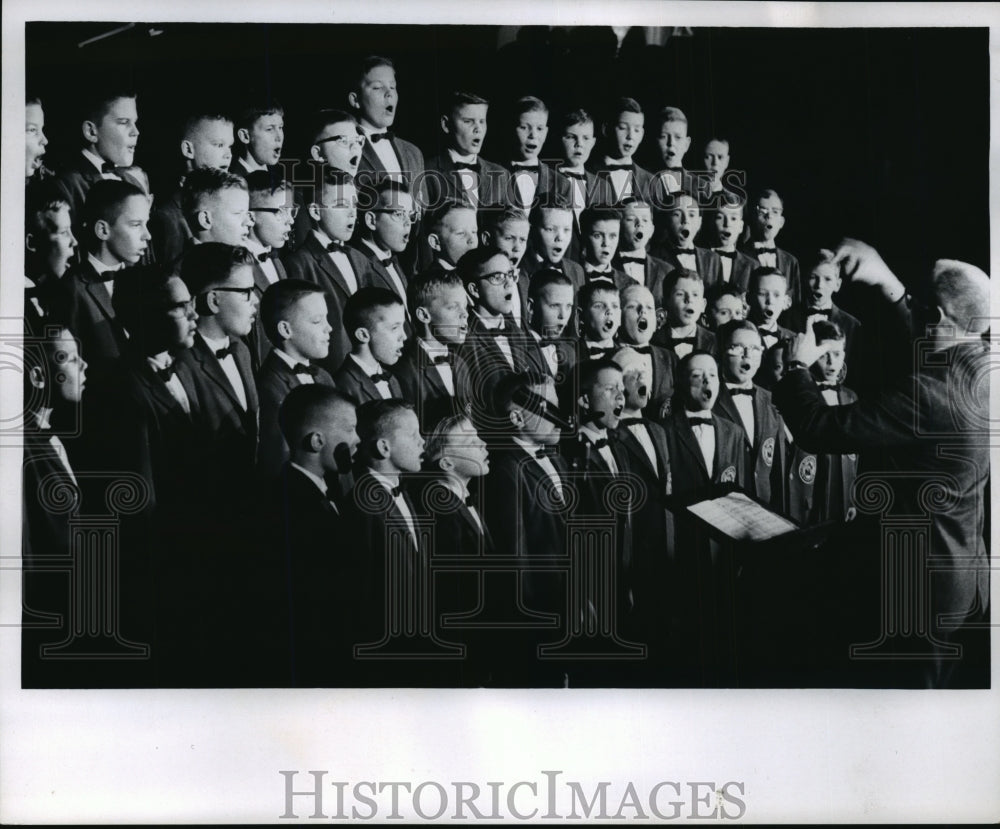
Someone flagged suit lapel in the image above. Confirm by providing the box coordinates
[361,140,387,175]
[308,234,355,298]
[83,270,117,323]
[194,336,244,411]
[675,414,710,479]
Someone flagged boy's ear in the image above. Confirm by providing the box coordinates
[180,139,195,161]
[309,144,324,163]
[347,90,360,111]
[353,326,371,344]
[508,408,524,429]
[782,293,792,311]
[28,365,46,391]
[479,230,493,248]
[195,209,213,232]
[81,120,99,145]
[307,431,324,453]
[363,211,377,233]
[93,218,111,241]
[525,296,535,319]
[277,320,293,341]
[440,115,451,135]
[308,203,322,223]
[196,291,217,317]
[236,127,251,146]
[374,436,391,460]
[414,306,432,325]
[25,232,37,254]
[427,232,442,254]
[466,282,480,302]
[438,455,454,473]
[578,392,590,411]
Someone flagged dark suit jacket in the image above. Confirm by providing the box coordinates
[333,354,403,406]
[393,339,468,430]
[581,265,633,293]
[356,133,426,189]
[713,249,755,294]
[52,260,130,381]
[53,152,106,235]
[148,187,190,267]
[663,408,747,504]
[256,350,335,481]
[504,161,573,212]
[521,333,580,412]
[649,244,724,293]
[773,333,991,629]
[613,251,675,300]
[177,334,259,496]
[738,241,802,304]
[246,254,289,375]
[424,153,512,210]
[350,241,415,339]
[714,383,788,509]
[586,160,655,205]
[283,233,368,375]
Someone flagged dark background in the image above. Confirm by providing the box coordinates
[27,23,989,291]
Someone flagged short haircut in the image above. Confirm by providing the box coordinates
[235,100,283,131]
[493,370,554,414]
[748,267,788,293]
[528,198,573,227]
[355,398,414,447]
[343,286,404,345]
[360,179,410,217]
[182,112,232,140]
[675,349,717,381]
[483,205,529,234]
[408,268,464,316]
[447,91,489,116]
[456,245,506,287]
[528,268,573,302]
[812,319,846,343]
[245,169,289,201]
[260,278,326,346]
[560,108,594,130]
[112,263,175,335]
[717,190,746,211]
[278,384,356,446]
[707,281,746,305]
[755,187,783,207]
[180,242,255,295]
[513,95,548,118]
[422,413,474,467]
[181,168,248,224]
[932,259,991,335]
[81,179,146,236]
[607,96,643,122]
[580,206,621,235]
[715,318,760,351]
[306,108,357,147]
[425,199,475,236]
[705,136,730,151]
[80,88,136,125]
[354,55,395,90]
[662,268,705,295]
[26,93,42,107]
[25,185,71,237]
[578,280,620,309]
[578,357,623,397]
[654,106,688,131]
[619,196,652,212]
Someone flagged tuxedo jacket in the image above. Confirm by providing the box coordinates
[393,339,469,431]
[503,161,574,212]
[53,153,108,234]
[553,166,615,209]
[52,260,130,381]
[783,384,859,526]
[521,333,580,412]
[148,187,190,267]
[651,324,717,360]
[350,242,414,337]
[613,251,675,301]
[424,153,512,210]
[738,241,802,304]
[256,350,335,480]
[483,442,570,613]
[713,249,756,294]
[714,383,788,509]
[356,133,426,191]
[177,334,259,496]
[585,160,655,205]
[580,264,633,294]
[246,254,288,375]
[333,354,403,406]
[662,408,747,504]
[284,233,369,375]
[648,244,724,293]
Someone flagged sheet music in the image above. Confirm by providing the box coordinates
[687,491,798,542]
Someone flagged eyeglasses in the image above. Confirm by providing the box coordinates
[480,270,519,286]
[251,205,300,220]
[165,298,196,315]
[726,344,763,357]
[315,130,364,147]
[372,208,419,224]
[211,286,255,302]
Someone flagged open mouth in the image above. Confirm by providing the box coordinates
[622,144,634,155]
[612,405,624,417]
[634,231,644,241]
[682,307,695,318]
[503,292,513,303]
[349,154,360,167]
[740,360,752,373]
[637,384,648,398]
[602,319,615,333]
[678,229,691,241]
[525,144,538,153]
[550,247,564,258]
[637,318,649,332]
[385,105,395,115]
[345,223,355,234]
[763,308,775,319]
[700,389,714,402]
[402,234,410,245]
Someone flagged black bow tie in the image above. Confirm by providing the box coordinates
[369,130,394,143]
[589,437,609,449]
[154,363,177,382]
[535,446,557,459]
[388,485,402,498]
[686,413,713,425]
[100,161,118,174]
[672,336,698,346]
[376,254,395,267]
[482,324,508,337]
[818,382,841,391]
[511,162,539,172]
[257,250,272,262]
[559,169,586,180]
[628,344,653,355]
[728,386,755,397]
[604,162,633,171]
[588,345,616,358]
[675,248,696,256]
[664,166,684,172]
[715,249,736,259]
[619,417,645,428]
[370,371,392,384]
[807,307,833,317]
[430,353,452,366]
[759,330,780,342]
[214,344,234,360]
[326,240,345,252]
[453,160,478,171]
[755,245,777,254]
[92,268,118,283]
[293,363,318,376]
[618,254,645,264]
[585,271,616,286]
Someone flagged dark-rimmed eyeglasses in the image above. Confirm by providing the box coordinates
[211,286,255,302]
[251,205,300,220]
[479,270,519,286]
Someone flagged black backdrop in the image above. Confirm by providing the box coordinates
[28,23,989,292]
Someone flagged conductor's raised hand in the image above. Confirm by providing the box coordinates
[823,239,906,302]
